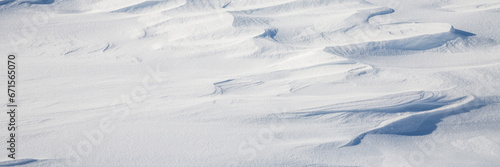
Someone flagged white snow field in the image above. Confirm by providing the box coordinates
[1,0,500,166]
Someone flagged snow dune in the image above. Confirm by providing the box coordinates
[0,0,499,166]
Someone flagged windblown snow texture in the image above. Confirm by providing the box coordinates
[1,0,500,166]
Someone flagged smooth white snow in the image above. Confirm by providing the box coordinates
[1,0,500,166]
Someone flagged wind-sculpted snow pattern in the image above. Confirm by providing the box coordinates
[1,0,500,166]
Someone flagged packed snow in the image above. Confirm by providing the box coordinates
[1,0,500,166]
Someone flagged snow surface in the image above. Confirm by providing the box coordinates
[1,0,500,166]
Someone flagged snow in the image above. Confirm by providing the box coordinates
[1,0,500,166]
